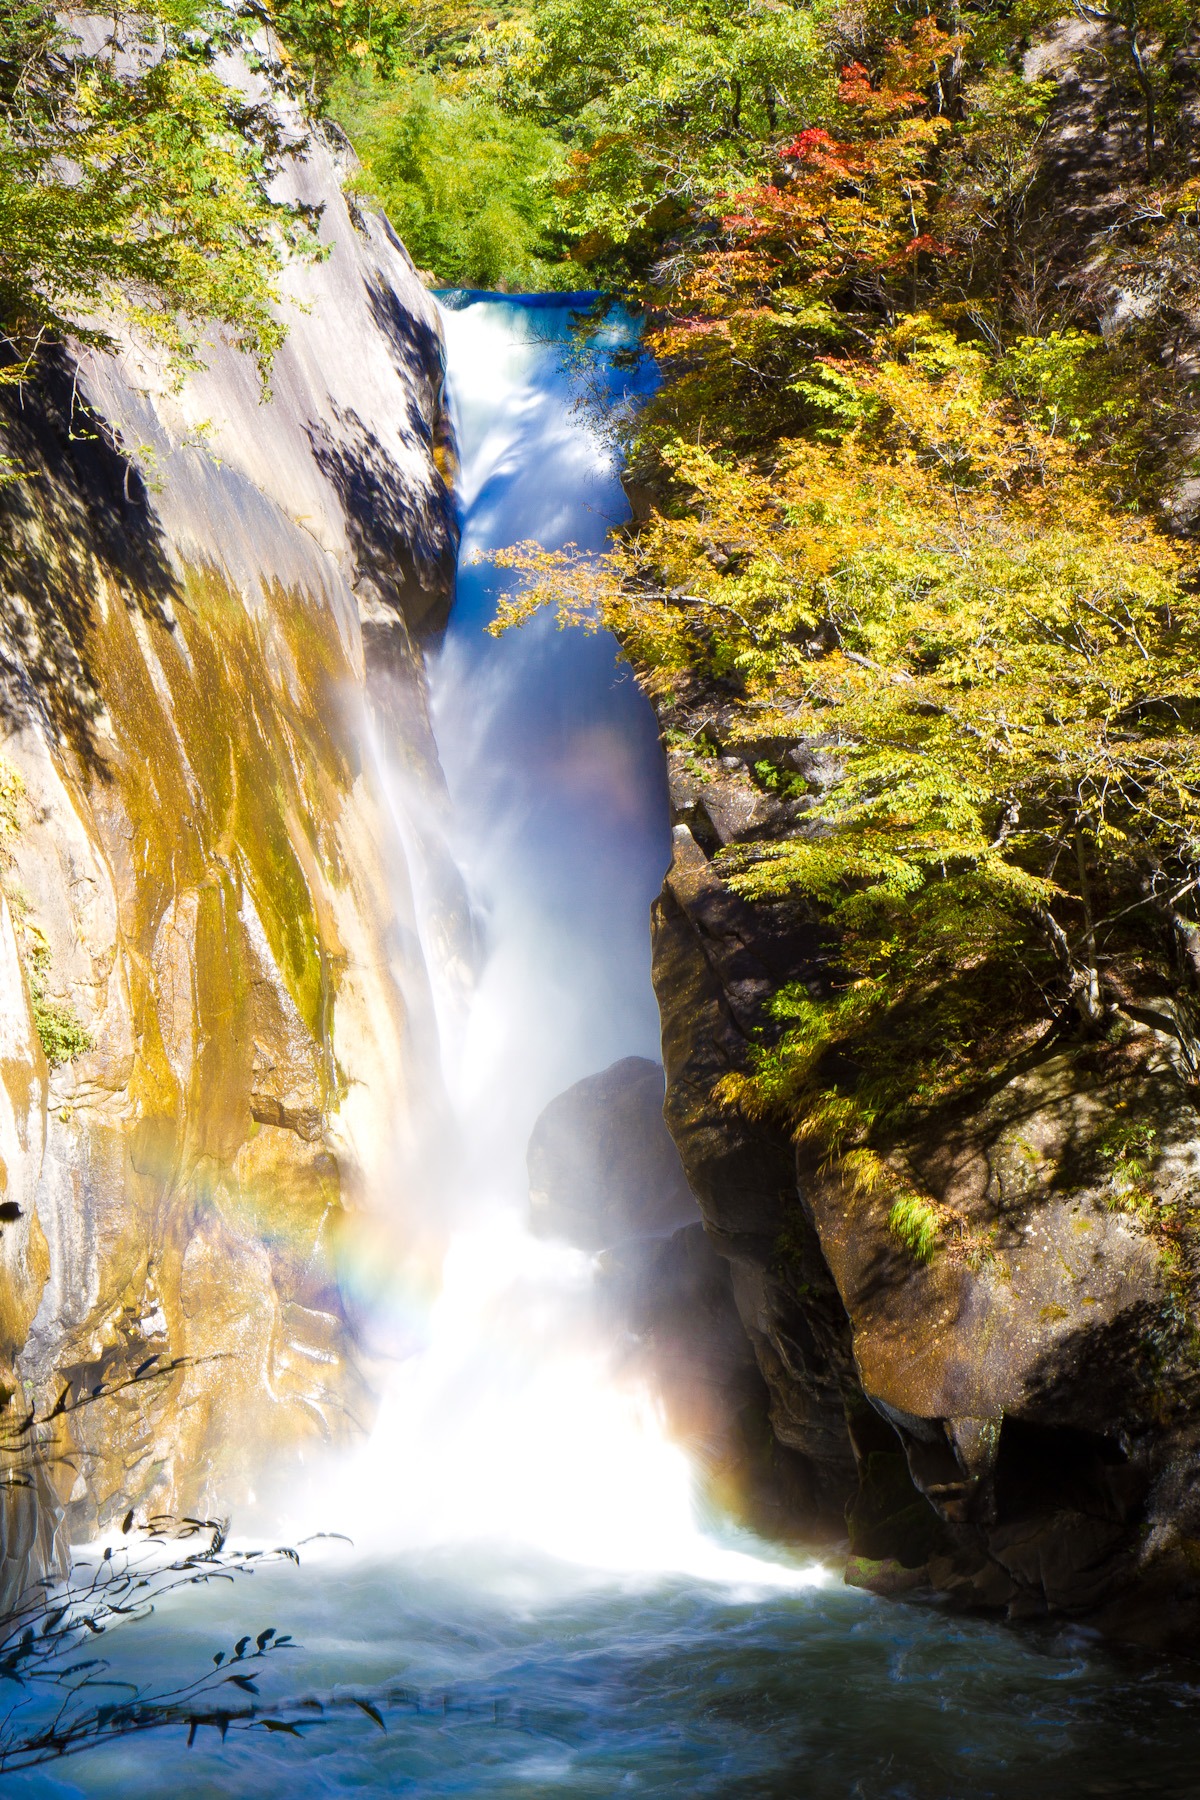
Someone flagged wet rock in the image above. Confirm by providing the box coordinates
[601,1224,758,1440]
[528,1056,699,1251]
[845,1441,948,1569]
[648,816,1200,1644]
[650,826,860,1531]
[601,1221,820,1535]
[844,1555,932,1599]
[529,1056,813,1527]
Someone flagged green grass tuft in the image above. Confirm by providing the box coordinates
[26,941,92,1068]
[887,1193,941,1264]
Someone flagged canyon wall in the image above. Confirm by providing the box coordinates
[653,737,1200,1649]
[0,100,459,1536]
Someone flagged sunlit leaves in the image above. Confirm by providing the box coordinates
[0,3,322,373]
[332,69,570,288]
[474,0,835,268]
[484,0,1200,1242]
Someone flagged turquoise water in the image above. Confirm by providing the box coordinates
[8,1544,1200,1796]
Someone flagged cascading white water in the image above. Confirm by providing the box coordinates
[429,295,669,1189]
[308,293,822,1586]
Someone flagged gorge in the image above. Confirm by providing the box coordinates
[3,1,1200,1788]
[2,246,1197,1800]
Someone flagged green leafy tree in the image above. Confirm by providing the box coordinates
[476,0,834,270]
[482,4,1200,1254]
[0,1,322,375]
[270,0,425,97]
[332,70,571,288]
[268,0,507,96]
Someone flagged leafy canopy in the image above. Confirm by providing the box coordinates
[332,69,571,289]
[477,0,834,271]
[0,1,322,374]
[271,0,440,97]
[485,0,1200,1252]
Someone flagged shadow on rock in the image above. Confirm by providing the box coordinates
[0,347,182,775]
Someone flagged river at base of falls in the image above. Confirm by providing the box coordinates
[10,1544,1200,1799]
[12,297,1200,1796]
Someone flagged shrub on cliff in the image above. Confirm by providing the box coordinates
[0,1,322,376]
[270,0,574,290]
[313,0,834,289]
[331,70,572,289]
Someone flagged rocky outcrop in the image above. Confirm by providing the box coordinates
[527,1055,698,1250]
[600,1220,817,1535]
[616,3,1200,1645]
[652,755,1200,1649]
[0,83,462,1537]
[651,825,862,1532]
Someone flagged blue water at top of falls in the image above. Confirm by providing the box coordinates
[437,288,605,308]
[427,294,670,1197]
[10,296,1200,1798]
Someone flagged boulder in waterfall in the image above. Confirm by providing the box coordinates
[527,1056,699,1251]
[526,1041,813,1532]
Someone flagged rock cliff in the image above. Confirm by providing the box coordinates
[0,92,459,1538]
[652,727,1200,1650]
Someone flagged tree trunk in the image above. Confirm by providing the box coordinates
[1073,829,1104,1026]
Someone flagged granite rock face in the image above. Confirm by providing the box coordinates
[652,796,1200,1647]
[651,827,862,1531]
[0,80,463,1539]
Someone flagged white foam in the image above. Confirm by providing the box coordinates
[299,299,818,1594]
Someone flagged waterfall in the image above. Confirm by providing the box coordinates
[300,295,817,1587]
[430,294,668,1191]
[23,296,1172,1800]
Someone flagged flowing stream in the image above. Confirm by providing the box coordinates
[11,296,1200,1797]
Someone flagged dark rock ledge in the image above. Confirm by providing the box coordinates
[649,744,1200,1653]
